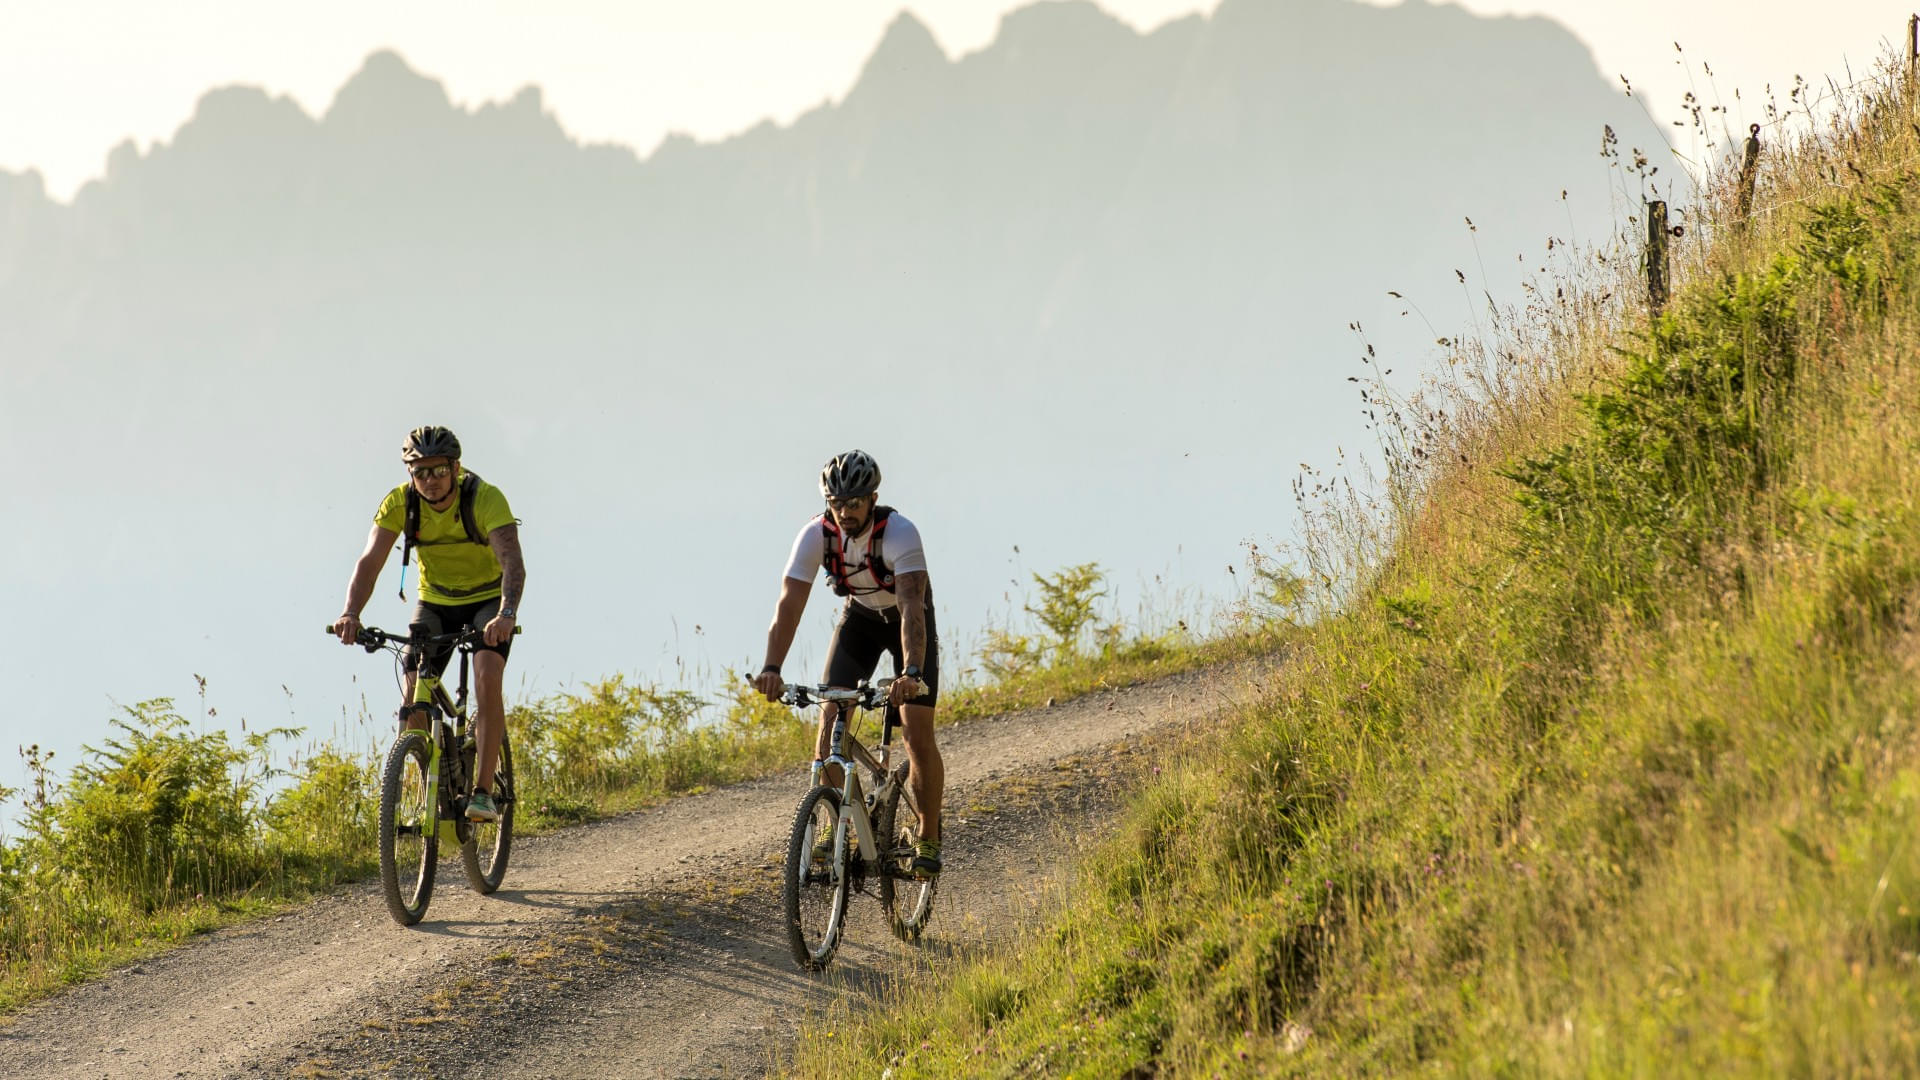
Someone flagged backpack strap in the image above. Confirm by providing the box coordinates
[820,514,849,596]
[457,471,485,544]
[398,485,422,600]
[866,506,896,591]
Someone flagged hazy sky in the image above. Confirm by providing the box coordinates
[0,0,1903,201]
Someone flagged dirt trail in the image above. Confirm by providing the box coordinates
[0,662,1274,1079]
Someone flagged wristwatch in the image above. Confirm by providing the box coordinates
[902,664,923,679]
[499,607,517,619]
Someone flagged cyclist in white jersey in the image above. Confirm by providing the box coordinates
[752,450,945,878]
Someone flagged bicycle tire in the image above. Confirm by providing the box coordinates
[782,785,849,971]
[875,764,937,941]
[379,729,438,926]
[461,734,515,894]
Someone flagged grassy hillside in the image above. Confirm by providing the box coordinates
[789,57,1920,1077]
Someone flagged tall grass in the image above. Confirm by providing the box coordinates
[0,567,1278,1012]
[788,52,1920,1079]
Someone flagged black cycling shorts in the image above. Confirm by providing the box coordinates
[402,597,512,679]
[823,599,939,707]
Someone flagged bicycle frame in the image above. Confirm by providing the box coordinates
[803,681,915,876]
[402,644,473,836]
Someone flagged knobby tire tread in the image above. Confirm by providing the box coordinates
[876,764,937,941]
[379,729,437,926]
[461,735,515,894]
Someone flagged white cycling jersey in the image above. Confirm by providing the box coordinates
[782,510,929,612]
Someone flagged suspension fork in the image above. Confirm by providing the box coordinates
[406,672,446,821]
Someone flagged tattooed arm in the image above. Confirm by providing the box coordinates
[895,570,930,672]
[485,524,525,645]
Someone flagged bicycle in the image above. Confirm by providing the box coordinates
[326,622,521,926]
[776,678,937,971]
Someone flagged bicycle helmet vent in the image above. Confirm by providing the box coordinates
[401,425,462,463]
[820,449,882,498]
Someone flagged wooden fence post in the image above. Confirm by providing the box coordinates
[1646,200,1670,315]
[1736,124,1762,229]
[1910,14,1918,89]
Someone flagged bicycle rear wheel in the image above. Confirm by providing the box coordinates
[875,764,936,941]
[461,735,515,894]
[379,729,438,926]
[782,785,849,971]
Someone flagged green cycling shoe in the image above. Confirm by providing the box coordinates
[911,838,942,880]
[811,824,838,865]
[466,789,499,823]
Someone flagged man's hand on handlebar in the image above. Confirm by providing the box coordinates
[483,611,516,647]
[333,613,363,646]
[887,675,925,706]
[753,668,785,702]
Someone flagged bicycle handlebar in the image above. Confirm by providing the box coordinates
[777,679,896,710]
[323,623,525,650]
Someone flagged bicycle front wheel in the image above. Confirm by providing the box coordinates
[876,764,936,941]
[379,729,438,926]
[782,785,849,971]
[461,735,515,894]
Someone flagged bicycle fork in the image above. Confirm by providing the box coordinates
[405,678,457,847]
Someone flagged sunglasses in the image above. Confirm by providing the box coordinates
[824,495,870,511]
[409,463,454,480]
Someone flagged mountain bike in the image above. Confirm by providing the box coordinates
[777,678,937,971]
[326,623,521,926]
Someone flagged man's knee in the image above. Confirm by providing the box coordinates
[899,704,939,745]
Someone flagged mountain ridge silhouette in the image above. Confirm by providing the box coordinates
[0,0,1673,790]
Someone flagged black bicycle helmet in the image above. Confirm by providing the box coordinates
[820,449,882,498]
[401,425,462,463]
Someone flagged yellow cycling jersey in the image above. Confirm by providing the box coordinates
[374,475,517,605]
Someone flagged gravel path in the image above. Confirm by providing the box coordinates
[0,661,1275,1079]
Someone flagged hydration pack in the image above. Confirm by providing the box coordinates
[822,505,896,597]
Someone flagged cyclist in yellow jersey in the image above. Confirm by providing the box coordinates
[330,426,526,822]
